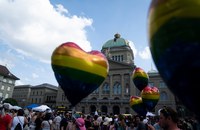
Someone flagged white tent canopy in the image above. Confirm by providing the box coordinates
[3,103,22,110]
[146,112,155,117]
[32,105,51,112]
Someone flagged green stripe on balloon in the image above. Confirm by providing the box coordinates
[52,65,105,84]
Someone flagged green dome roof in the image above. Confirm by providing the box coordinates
[102,33,129,48]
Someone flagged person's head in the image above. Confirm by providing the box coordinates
[17,109,24,116]
[76,118,86,130]
[159,107,179,129]
[135,115,143,123]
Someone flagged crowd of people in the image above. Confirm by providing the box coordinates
[0,104,200,130]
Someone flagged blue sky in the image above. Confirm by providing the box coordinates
[0,0,156,86]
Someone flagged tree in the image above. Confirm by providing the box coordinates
[3,98,18,106]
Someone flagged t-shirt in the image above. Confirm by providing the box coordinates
[0,114,12,130]
[60,117,68,130]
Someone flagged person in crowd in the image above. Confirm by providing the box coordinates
[117,114,126,130]
[66,118,77,130]
[134,115,147,130]
[41,112,53,130]
[159,106,180,130]
[11,109,28,130]
[76,117,86,130]
[84,115,92,129]
[153,116,163,130]
[29,112,37,130]
[53,112,61,130]
[60,112,70,130]
[92,115,100,130]
[35,111,44,130]
[0,104,12,130]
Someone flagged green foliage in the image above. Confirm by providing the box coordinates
[3,98,18,106]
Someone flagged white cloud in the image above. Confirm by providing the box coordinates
[55,4,68,15]
[138,46,151,59]
[15,80,25,86]
[128,40,137,58]
[32,73,39,79]
[0,0,93,64]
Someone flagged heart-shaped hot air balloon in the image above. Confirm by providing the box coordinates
[130,96,147,117]
[141,86,160,111]
[132,67,149,91]
[148,0,200,119]
[51,42,109,106]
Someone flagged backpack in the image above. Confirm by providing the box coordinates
[14,123,22,130]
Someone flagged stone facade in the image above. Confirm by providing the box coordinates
[0,65,19,103]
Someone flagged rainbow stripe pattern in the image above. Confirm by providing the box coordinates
[51,42,109,106]
[132,67,149,91]
[141,86,160,111]
[130,96,147,117]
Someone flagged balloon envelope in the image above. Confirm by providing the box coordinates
[132,67,149,91]
[141,86,160,111]
[51,42,109,106]
[148,0,200,119]
[130,96,147,117]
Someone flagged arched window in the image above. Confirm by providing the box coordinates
[113,82,121,94]
[102,83,110,94]
[113,106,120,115]
[101,105,108,115]
[90,105,96,115]
[125,107,130,114]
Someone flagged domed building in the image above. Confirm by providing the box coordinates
[55,33,177,116]
[56,33,137,115]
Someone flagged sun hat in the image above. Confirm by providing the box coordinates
[76,118,86,130]
[103,117,112,125]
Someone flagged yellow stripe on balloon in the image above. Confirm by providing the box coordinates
[53,45,108,68]
[52,55,108,78]
[149,0,200,39]
[142,94,160,100]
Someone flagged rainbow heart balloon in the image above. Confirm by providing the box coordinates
[51,42,109,106]
[148,0,200,118]
[132,67,149,91]
[130,96,147,117]
[141,86,160,111]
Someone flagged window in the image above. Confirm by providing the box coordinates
[159,81,166,88]
[7,87,10,91]
[8,80,12,84]
[3,79,6,82]
[102,83,110,94]
[117,55,120,61]
[125,84,129,94]
[5,94,8,99]
[148,82,154,87]
[113,82,121,95]
[121,55,123,61]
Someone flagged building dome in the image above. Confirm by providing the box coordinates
[102,33,130,49]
